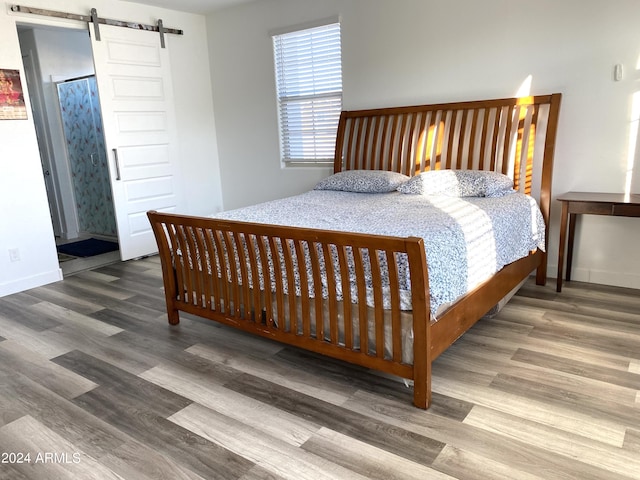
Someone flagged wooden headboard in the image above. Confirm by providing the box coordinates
[334,93,561,285]
[334,93,562,198]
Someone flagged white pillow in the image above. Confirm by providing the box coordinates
[314,170,410,193]
[397,170,514,197]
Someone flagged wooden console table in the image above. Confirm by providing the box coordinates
[556,192,640,292]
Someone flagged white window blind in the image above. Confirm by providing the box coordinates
[273,22,342,164]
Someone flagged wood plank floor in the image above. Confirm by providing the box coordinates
[0,256,638,479]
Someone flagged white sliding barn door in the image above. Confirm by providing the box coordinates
[90,24,184,260]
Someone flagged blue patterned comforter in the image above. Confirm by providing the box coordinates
[214,190,545,315]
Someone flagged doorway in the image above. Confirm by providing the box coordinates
[17,24,120,275]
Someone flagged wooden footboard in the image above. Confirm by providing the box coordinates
[147,211,434,408]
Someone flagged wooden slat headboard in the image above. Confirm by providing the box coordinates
[333,93,562,199]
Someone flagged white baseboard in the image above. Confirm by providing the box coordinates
[0,269,63,298]
[547,264,640,290]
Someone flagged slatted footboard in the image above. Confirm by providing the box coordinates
[147,211,435,408]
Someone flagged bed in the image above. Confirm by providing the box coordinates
[147,93,562,409]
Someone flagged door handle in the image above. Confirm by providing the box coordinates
[112,148,121,180]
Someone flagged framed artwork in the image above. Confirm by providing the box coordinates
[0,68,27,120]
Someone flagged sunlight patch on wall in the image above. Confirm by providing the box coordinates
[516,75,532,97]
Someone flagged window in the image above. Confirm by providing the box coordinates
[272,21,342,165]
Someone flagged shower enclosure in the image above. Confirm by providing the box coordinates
[57,75,117,237]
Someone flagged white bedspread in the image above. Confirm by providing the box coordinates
[214,190,545,315]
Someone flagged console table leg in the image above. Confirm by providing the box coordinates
[566,213,577,282]
[557,202,569,292]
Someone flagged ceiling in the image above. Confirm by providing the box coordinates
[120,0,257,15]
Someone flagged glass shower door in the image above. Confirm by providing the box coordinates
[57,76,117,237]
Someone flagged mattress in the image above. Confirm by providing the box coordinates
[213,189,546,316]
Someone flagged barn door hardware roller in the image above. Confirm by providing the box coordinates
[10,4,182,48]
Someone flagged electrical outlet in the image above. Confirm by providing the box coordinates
[9,248,20,262]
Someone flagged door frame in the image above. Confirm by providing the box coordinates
[20,47,66,237]
[16,19,94,242]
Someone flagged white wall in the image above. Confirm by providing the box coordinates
[208,0,640,290]
[0,0,222,296]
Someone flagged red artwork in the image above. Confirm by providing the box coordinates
[0,69,27,120]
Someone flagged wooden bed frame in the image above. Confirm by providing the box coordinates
[148,93,562,409]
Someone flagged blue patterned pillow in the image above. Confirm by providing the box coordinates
[397,170,514,197]
[314,170,410,193]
